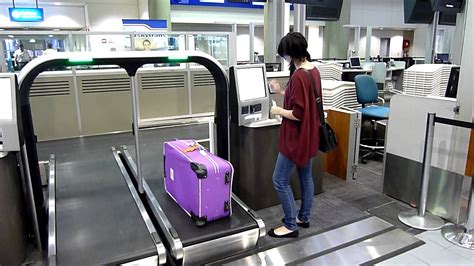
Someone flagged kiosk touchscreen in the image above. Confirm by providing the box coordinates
[0,74,20,152]
[230,64,270,126]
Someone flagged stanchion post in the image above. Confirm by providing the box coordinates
[398,113,445,230]
[418,113,436,217]
[442,168,474,249]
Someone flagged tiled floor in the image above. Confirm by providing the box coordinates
[378,229,474,265]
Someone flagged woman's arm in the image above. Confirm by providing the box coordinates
[271,106,300,121]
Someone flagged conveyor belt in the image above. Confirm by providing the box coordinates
[147,177,256,247]
[54,146,158,264]
[121,145,263,264]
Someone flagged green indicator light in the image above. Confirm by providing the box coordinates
[68,57,94,63]
[168,55,189,61]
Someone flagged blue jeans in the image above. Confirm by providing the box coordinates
[272,153,314,231]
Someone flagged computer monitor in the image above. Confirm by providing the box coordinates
[349,57,361,68]
[437,53,449,62]
[445,66,460,98]
[265,63,281,72]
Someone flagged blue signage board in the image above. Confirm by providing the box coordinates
[122,19,168,29]
[171,0,265,9]
[9,8,44,22]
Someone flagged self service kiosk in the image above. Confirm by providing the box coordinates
[0,74,27,266]
[229,64,323,210]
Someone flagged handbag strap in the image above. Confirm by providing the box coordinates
[302,69,326,126]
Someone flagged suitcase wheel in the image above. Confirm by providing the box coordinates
[195,220,207,227]
[191,211,207,227]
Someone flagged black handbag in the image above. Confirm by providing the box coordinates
[303,69,338,153]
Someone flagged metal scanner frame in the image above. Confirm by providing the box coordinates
[17,51,231,248]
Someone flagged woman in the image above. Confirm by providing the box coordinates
[268,32,322,238]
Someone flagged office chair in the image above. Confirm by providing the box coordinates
[354,75,390,163]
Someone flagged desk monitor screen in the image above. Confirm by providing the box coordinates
[0,77,14,120]
[350,57,361,68]
[445,66,460,98]
[236,66,267,101]
[437,53,449,62]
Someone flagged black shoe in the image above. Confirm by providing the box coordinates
[281,218,310,228]
[268,228,299,238]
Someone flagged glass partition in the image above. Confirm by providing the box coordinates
[0,31,232,73]
[0,32,69,72]
[189,34,229,68]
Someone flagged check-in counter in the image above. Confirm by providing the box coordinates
[384,95,472,224]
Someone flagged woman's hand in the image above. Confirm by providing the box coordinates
[269,79,283,95]
[271,105,283,116]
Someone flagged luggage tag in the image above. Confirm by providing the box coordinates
[183,142,203,153]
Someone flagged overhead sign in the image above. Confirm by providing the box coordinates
[9,8,44,22]
[171,0,265,9]
[122,19,168,31]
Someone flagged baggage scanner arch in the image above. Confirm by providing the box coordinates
[16,51,231,259]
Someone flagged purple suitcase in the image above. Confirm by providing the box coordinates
[163,139,234,226]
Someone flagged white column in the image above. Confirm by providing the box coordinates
[365,26,372,61]
[293,4,306,34]
[354,26,361,56]
[249,23,255,63]
[264,0,289,64]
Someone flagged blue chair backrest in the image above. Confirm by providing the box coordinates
[355,75,378,105]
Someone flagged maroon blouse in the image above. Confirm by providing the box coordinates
[278,67,322,167]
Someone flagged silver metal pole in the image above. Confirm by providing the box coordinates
[21,145,42,250]
[442,170,474,249]
[466,177,474,231]
[130,76,143,194]
[208,120,215,154]
[418,113,436,216]
[398,113,445,230]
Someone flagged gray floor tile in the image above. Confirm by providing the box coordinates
[255,193,367,250]
[368,201,417,231]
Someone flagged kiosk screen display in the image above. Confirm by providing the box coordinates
[236,67,267,101]
[0,78,13,120]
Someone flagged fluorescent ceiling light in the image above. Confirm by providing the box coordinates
[29,39,36,43]
[48,35,54,37]
[446,4,454,8]
[8,35,14,38]
[54,2,62,5]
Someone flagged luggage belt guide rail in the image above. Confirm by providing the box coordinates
[112,147,167,264]
[47,154,56,266]
[119,146,266,264]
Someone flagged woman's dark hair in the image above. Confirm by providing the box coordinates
[277,32,311,76]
